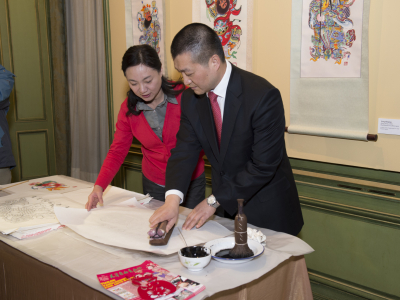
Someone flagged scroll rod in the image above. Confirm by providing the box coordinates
[284,127,378,142]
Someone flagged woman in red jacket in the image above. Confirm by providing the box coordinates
[86,45,205,210]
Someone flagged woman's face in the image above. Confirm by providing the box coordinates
[125,64,163,103]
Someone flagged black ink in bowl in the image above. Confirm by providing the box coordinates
[215,248,234,258]
[180,246,210,258]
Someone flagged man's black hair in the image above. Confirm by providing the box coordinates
[171,23,225,65]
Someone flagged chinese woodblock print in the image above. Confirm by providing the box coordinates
[301,0,364,78]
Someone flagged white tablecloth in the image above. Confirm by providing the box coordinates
[0,176,313,299]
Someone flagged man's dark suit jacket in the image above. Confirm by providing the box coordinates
[166,64,304,236]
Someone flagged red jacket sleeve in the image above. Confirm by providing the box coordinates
[95,99,133,190]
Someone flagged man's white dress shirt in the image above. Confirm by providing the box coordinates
[165,62,232,203]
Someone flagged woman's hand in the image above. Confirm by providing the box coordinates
[85,185,104,211]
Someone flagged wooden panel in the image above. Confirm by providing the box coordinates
[290,158,400,186]
[18,131,49,179]
[309,271,398,300]
[123,166,143,193]
[293,161,400,299]
[301,207,400,297]
[8,0,46,120]
[296,183,400,224]
[1,0,57,182]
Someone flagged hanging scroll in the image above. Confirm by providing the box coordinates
[125,0,167,73]
[289,0,370,140]
[192,0,253,71]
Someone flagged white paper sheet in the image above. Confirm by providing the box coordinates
[0,190,12,197]
[0,193,83,231]
[55,206,233,255]
[3,175,92,195]
[1,222,58,235]
[62,186,152,207]
[115,198,150,209]
[1,227,18,234]
[10,223,64,239]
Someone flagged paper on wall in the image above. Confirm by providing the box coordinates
[55,206,233,255]
[192,0,253,71]
[378,118,400,136]
[300,0,364,78]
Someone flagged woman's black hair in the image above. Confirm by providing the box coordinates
[122,44,184,116]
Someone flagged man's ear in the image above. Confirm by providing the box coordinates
[209,54,222,71]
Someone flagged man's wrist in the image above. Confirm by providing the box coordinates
[165,189,184,204]
[165,194,181,207]
[206,194,220,208]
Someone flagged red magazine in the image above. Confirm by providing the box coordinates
[97,260,205,300]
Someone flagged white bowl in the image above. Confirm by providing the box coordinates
[204,237,264,264]
[178,246,211,271]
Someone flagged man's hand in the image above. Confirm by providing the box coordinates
[182,199,216,230]
[85,185,104,211]
[149,195,180,233]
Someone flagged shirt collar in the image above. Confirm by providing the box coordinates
[136,94,178,111]
[208,62,232,99]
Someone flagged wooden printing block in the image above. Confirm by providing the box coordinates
[149,220,175,246]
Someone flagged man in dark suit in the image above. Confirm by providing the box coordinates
[149,23,303,236]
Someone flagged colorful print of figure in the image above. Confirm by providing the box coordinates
[29,181,68,191]
[137,1,161,54]
[308,0,356,65]
[205,0,242,59]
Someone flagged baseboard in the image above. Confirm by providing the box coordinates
[309,270,400,300]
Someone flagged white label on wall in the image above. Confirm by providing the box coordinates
[378,118,400,136]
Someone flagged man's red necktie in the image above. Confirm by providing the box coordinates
[208,91,222,149]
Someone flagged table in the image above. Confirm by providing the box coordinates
[0,240,311,300]
[0,176,313,300]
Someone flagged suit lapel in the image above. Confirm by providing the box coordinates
[196,93,220,162]
[219,65,243,167]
